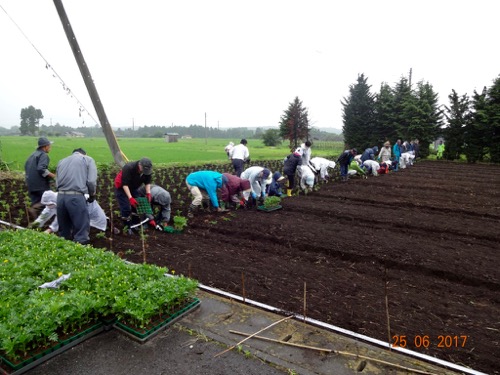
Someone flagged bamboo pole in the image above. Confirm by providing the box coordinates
[214,315,293,358]
[229,330,439,375]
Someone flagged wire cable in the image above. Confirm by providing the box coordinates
[0,3,99,126]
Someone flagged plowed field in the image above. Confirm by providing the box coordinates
[2,161,499,374]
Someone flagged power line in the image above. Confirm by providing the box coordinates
[0,3,98,126]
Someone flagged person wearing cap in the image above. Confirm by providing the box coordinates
[185,171,228,217]
[55,148,97,245]
[114,157,153,230]
[229,139,250,177]
[240,166,272,204]
[266,171,287,197]
[309,157,336,182]
[299,164,316,193]
[24,137,56,218]
[30,190,107,235]
[337,148,358,182]
[219,173,252,209]
[360,146,379,163]
[137,184,172,229]
[283,148,303,196]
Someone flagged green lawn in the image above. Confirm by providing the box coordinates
[0,136,343,171]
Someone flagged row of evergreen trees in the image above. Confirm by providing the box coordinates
[341,72,500,162]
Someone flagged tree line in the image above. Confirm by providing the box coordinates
[341,72,500,162]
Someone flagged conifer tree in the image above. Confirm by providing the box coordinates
[464,88,489,163]
[443,90,471,160]
[341,74,376,150]
[279,96,310,149]
[374,83,398,144]
[486,76,500,163]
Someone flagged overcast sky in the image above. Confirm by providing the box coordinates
[1,0,499,130]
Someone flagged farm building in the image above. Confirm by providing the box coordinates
[164,133,179,142]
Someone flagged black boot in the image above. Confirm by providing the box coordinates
[188,204,199,218]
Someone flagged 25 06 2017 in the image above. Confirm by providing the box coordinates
[392,335,468,349]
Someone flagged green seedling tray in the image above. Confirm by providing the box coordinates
[135,197,153,215]
[257,205,282,212]
[114,298,200,343]
[0,322,103,373]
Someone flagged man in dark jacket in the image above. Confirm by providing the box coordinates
[24,137,56,219]
[337,148,357,182]
[283,148,303,196]
[114,158,153,229]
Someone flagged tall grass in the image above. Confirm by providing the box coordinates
[0,136,343,171]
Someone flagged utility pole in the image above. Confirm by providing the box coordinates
[53,0,126,166]
[205,112,207,145]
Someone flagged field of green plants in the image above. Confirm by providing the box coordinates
[0,136,343,171]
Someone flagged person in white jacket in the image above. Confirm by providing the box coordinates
[309,157,336,181]
[240,166,272,202]
[229,139,250,177]
[362,159,380,176]
[299,165,315,192]
[224,142,234,160]
[32,190,107,234]
[300,141,312,166]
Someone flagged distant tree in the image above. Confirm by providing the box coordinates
[391,76,416,142]
[341,74,376,150]
[464,88,489,163]
[486,76,500,163]
[374,83,398,144]
[20,105,43,135]
[443,90,471,160]
[261,129,281,147]
[410,81,443,158]
[279,96,310,149]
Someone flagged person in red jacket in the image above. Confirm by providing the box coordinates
[219,173,252,209]
[114,158,153,230]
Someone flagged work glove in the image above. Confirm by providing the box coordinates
[129,197,138,207]
[149,219,156,227]
[87,195,95,203]
[146,193,152,203]
[261,191,266,198]
[251,192,257,199]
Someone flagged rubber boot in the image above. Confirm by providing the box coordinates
[188,204,199,218]
[286,189,292,197]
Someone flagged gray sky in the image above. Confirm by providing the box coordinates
[1,0,499,130]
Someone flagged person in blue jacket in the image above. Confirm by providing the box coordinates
[186,171,228,217]
[392,139,402,171]
[267,171,286,197]
[360,146,379,163]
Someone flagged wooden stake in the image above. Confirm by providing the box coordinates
[214,315,293,358]
[303,281,307,323]
[384,266,391,350]
[241,272,246,303]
